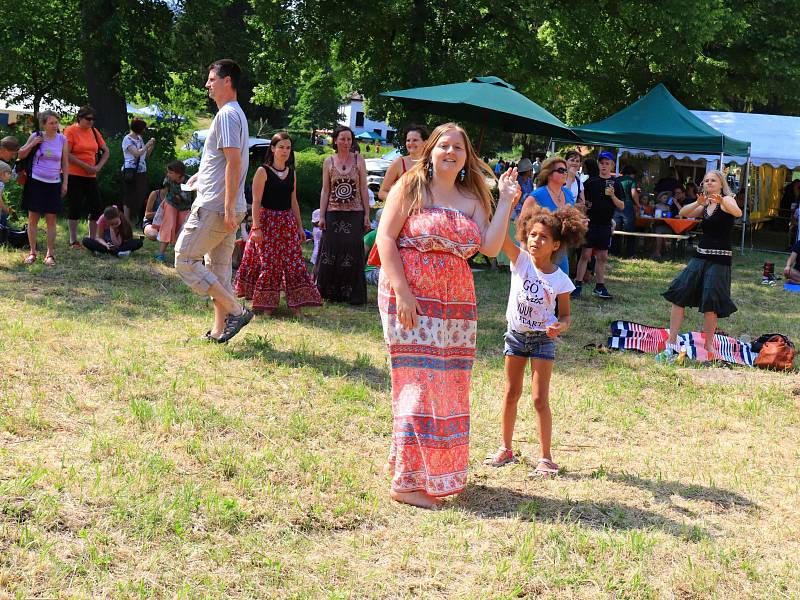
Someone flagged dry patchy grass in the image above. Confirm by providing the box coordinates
[1,229,799,599]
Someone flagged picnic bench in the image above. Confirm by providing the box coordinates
[612,230,696,258]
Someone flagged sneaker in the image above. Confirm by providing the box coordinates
[117,250,131,258]
[484,447,516,467]
[154,253,165,262]
[761,276,776,286]
[570,283,582,300]
[217,307,254,343]
[592,285,613,299]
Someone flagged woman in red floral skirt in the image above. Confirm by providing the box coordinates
[235,132,322,316]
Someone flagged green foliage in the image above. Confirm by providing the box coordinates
[0,0,84,115]
[289,68,344,134]
[294,149,329,211]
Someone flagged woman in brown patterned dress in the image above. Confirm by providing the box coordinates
[315,125,371,304]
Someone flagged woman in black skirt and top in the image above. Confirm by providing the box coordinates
[315,125,371,304]
[660,170,742,360]
[235,132,322,316]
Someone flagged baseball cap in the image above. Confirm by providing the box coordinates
[598,151,615,162]
[517,158,533,173]
[312,208,321,222]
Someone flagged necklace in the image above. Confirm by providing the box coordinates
[333,153,351,172]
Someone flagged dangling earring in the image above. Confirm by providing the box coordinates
[459,168,466,183]
[427,164,434,180]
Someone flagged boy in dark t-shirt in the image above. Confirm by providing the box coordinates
[573,152,624,299]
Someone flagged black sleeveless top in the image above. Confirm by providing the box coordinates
[261,166,295,211]
[696,203,735,265]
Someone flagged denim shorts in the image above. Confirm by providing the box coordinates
[503,329,556,361]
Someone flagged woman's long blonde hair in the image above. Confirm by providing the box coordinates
[392,122,494,216]
[703,169,734,197]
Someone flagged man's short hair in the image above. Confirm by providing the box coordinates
[208,59,242,91]
[0,136,20,152]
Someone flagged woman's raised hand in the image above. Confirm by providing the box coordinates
[498,167,521,205]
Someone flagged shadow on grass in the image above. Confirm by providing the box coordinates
[455,483,710,540]
[228,333,390,390]
[563,471,757,510]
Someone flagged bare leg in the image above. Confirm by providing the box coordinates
[501,356,528,451]
[667,304,685,345]
[44,214,57,257]
[594,250,609,285]
[27,211,40,253]
[88,219,98,239]
[703,311,718,358]
[531,358,555,461]
[159,241,168,255]
[68,219,79,244]
[574,247,593,283]
[787,268,800,283]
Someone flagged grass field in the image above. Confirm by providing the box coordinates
[1,227,799,599]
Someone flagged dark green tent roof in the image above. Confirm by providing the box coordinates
[572,84,751,157]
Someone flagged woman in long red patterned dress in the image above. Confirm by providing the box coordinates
[376,123,520,508]
[235,132,322,316]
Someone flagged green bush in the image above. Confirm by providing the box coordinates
[294,149,329,212]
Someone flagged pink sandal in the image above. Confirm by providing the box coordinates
[44,254,56,267]
[531,458,559,478]
[484,447,516,467]
[24,252,37,265]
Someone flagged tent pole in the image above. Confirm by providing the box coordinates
[740,158,751,253]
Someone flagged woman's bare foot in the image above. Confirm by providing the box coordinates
[705,346,718,361]
[290,308,304,318]
[382,460,395,476]
[389,489,443,509]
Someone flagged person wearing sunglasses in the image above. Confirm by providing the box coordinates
[519,156,576,275]
[65,105,110,246]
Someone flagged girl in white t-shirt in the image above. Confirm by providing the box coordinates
[486,204,587,476]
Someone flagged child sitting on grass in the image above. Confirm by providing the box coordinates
[486,204,587,477]
[83,205,143,257]
[155,160,194,262]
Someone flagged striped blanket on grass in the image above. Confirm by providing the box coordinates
[607,320,755,366]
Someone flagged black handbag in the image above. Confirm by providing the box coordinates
[91,127,104,165]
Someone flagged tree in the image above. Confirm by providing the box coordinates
[0,0,84,117]
[289,68,343,136]
[79,0,174,134]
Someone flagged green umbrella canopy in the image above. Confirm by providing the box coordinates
[380,76,581,141]
[572,84,751,157]
[355,131,385,141]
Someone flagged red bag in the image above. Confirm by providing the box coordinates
[754,335,795,371]
[367,243,381,268]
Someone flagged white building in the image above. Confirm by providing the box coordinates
[338,93,396,142]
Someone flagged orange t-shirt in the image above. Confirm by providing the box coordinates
[65,124,106,178]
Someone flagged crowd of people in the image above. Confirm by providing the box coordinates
[0,59,749,510]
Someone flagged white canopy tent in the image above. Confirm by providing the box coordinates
[619,111,800,251]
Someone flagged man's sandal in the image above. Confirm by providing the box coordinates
[216,307,254,343]
[44,254,55,267]
[24,252,37,265]
[530,458,559,478]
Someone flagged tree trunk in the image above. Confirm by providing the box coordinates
[32,94,41,122]
[80,0,128,135]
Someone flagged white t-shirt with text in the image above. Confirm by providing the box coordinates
[506,249,575,333]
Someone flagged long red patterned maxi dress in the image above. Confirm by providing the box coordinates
[378,206,481,497]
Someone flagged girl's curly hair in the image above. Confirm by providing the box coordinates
[516,204,587,256]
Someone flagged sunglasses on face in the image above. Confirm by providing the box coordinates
[82,116,95,122]
[553,167,568,174]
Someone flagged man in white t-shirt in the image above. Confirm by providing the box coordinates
[175,59,252,343]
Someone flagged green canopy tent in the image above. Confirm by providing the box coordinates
[570,84,753,251]
[572,84,751,158]
[380,76,581,151]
